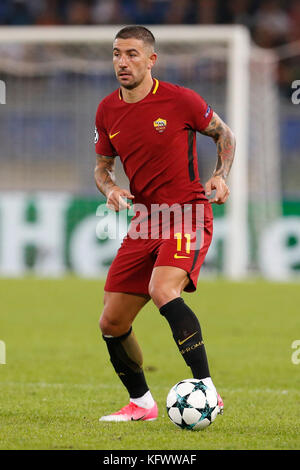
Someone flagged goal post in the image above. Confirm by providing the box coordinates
[0,25,278,279]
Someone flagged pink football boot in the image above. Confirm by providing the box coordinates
[99,401,158,422]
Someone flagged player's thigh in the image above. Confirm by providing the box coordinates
[100,291,150,336]
[148,266,189,309]
[149,203,213,307]
[105,236,154,296]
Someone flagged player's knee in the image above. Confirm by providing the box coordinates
[99,310,129,337]
[148,281,179,309]
[99,312,115,335]
[99,313,108,334]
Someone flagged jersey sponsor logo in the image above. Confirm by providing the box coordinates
[109,130,120,139]
[94,126,99,144]
[174,253,190,259]
[153,118,167,133]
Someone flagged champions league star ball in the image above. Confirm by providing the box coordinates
[166,379,219,430]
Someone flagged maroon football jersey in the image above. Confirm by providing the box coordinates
[95,79,213,209]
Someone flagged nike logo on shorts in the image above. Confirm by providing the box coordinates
[174,253,190,259]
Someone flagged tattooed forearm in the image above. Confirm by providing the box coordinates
[201,112,236,180]
[214,132,235,179]
[94,155,117,196]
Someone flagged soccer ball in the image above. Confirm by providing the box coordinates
[166,379,219,430]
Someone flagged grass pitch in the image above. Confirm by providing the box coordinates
[0,278,299,450]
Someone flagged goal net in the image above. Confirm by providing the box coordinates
[0,25,281,278]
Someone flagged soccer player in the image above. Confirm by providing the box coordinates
[94,26,235,422]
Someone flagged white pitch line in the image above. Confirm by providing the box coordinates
[0,381,111,390]
[0,382,299,395]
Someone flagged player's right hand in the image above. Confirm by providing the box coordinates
[205,176,230,205]
[106,187,135,212]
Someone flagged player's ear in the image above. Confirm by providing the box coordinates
[148,52,157,70]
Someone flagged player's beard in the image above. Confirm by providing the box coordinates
[117,73,144,90]
[121,81,139,90]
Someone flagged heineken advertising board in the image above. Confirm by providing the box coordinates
[0,192,299,280]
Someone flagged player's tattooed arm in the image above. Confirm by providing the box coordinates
[201,111,236,180]
[94,155,134,211]
[200,111,236,204]
[94,154,117,196]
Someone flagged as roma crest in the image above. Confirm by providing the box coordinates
[153,117,167,133]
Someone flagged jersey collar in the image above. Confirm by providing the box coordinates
[118,78,159,101]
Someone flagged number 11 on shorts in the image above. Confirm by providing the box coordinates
[174,233,191,259]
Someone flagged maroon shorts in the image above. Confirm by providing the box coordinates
[104,203,213,295]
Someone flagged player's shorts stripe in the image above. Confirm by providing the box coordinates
[187,130,195,182]
[190,229,202,272]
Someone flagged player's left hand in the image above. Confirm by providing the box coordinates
[205,176,230,204]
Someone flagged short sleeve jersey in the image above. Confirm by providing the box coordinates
[95,79,213,209]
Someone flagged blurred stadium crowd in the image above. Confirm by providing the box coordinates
[0,0,299,48]
[1,0,299,97]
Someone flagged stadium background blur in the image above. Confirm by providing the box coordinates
[1,0,299,95]
[0,0,299,281]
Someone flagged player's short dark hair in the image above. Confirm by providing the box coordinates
[115,25,155,49]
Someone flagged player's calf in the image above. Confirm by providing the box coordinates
[100,328,157,422]
[159,297,210,379]
[102,327,149,399]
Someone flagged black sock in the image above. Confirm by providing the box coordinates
[160,297,210,379]
[102,328,149,399]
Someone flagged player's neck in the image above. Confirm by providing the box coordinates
[121,76,154,104]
